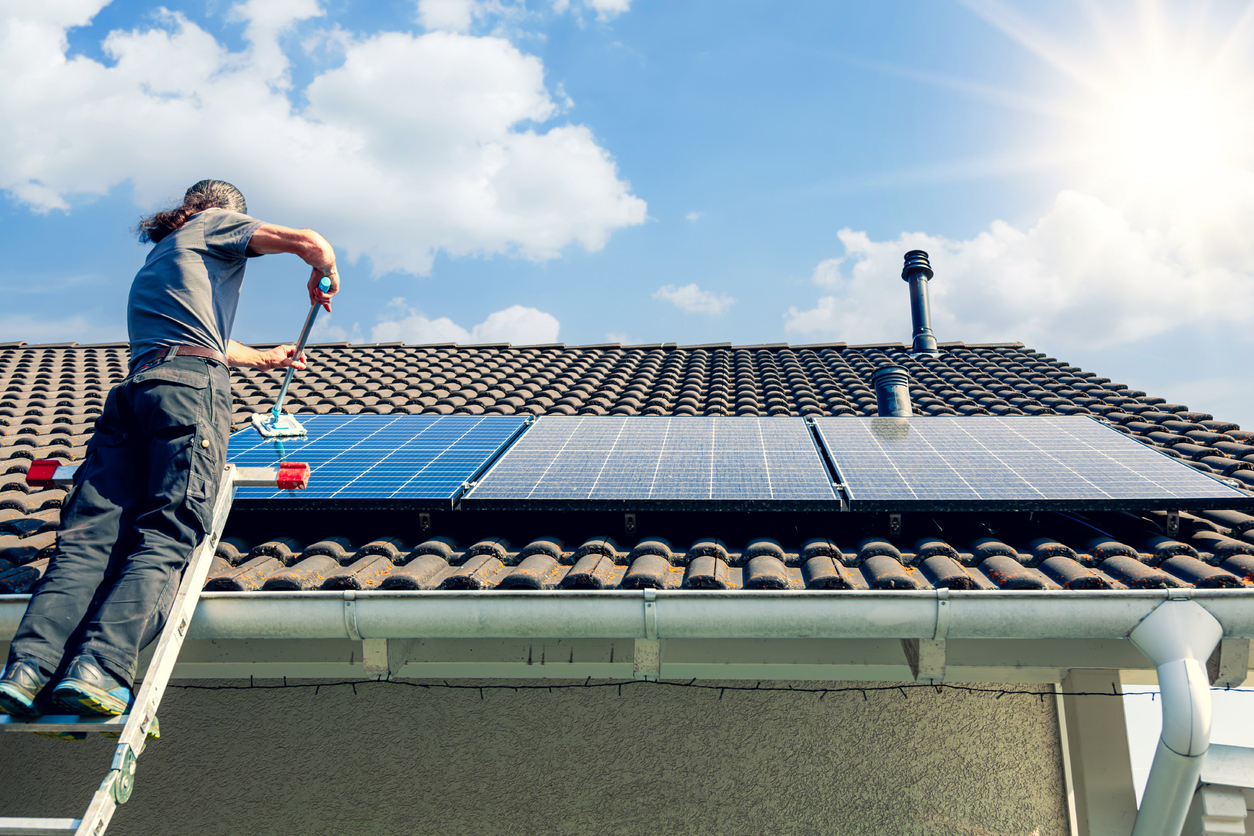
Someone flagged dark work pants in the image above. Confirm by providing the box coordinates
[8,355,230,688]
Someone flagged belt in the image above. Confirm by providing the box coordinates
[131,344,228,373]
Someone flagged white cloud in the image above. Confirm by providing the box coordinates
[685,211,702,222]
[552,0,630,20]
[415,0,529,34]
[228,0,323,82]
[417,0,477,32]
[808,257,844,287]
[605,330,640,344]
[0,3,646,276]
[308,314,363,344]
[0,313,126,345]
[784,183,1254,351]
[583,0,631,20]
[653,283,735,316]
[371,298,560,344]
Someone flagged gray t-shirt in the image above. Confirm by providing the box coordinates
[127,208,262,364]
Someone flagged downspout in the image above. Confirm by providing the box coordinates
[1129,599,1224,836]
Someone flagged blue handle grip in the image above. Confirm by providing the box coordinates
[319,276,332,292]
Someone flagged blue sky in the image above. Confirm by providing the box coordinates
[4,0,1254,427]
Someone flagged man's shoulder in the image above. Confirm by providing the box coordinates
[198,208,263,259]
[198,207,260,226]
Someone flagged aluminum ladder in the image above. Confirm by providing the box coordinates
[0,459,309,836]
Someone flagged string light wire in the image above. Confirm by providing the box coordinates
[170,678,1250,701]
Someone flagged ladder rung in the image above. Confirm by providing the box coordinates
[0,818,82,834]
[0,714,127,733]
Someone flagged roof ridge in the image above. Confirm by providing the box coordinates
[1,339,1034,353]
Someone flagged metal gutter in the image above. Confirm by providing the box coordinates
[4,589,1254,642]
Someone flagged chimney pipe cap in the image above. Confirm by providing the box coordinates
[901,250,934,281]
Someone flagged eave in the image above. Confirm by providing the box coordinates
[5,589,1250,685]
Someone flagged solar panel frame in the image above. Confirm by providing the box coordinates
[462,416,839,511]
[812,415,1254,512]
[223,412,1253,514]
[226,414,531,510]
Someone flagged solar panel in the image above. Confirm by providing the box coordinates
[463,416,837,511]
[226,414,529,509]
[812,415,1254,512]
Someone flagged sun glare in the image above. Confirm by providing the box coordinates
[1091,70,1250,194]
[955,0,1254,210]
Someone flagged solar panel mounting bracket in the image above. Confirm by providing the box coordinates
[803,417,850,510]
[1165,511,1180,537]
[888,513,902,535]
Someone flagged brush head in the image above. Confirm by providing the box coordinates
[251,410,308,439]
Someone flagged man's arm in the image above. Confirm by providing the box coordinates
[227,340,308,371]
[245,223,340,311]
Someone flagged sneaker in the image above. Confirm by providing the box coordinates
[0,659,49,717]
[51,657,132,717]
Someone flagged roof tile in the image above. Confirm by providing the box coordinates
[379,553,449,590]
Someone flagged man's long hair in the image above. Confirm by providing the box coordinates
[136,180,248,243]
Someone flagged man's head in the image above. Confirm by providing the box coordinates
[136,179,249,243]
[185,180,247,215]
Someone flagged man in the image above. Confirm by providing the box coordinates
[0,180,339,719]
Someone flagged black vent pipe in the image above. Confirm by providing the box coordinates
[901,250,939,357]
[872,366,912,417]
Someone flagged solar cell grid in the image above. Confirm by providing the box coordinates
[464,416,837,510]
[225,413,1251,514]
[226,414,529,507]
[814,415,1253,511]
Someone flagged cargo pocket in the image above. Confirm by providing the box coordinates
[184,426,224,536]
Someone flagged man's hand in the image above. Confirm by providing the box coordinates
[308,264,339,312]
[260,344,307,371]
[227,341,308,371]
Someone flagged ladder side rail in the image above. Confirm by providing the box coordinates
[74,464,240,836]
[0,818,81,834]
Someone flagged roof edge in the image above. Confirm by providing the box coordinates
[5,588,1249,643]
[1,339,1032,353]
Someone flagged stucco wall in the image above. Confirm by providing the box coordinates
[0,679,1069,836]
